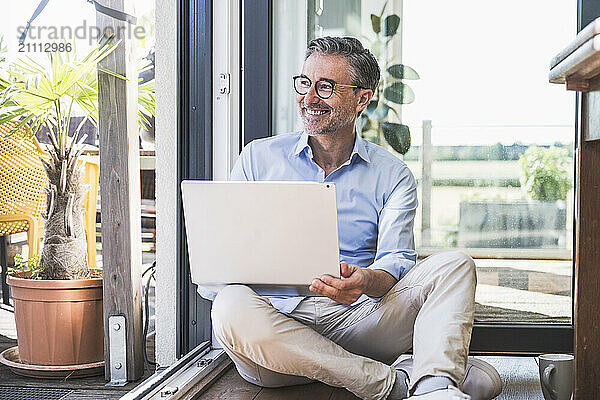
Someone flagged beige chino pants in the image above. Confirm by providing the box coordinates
[211,251,476,400]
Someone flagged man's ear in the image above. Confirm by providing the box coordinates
[356,89,374,114]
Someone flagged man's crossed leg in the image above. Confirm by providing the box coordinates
[212,251,498,400]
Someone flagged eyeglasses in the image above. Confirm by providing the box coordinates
[292,75,365,99]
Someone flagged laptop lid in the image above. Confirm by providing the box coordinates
[181,181,340,293]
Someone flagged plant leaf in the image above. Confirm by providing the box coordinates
[356,114,370,133]
[365,99,378,116]
[2,34,155,148]
[370,102,391,121]
[387,64,420,80]
[382,122,411,155]
[383,82,415,104]
[383,14,401,37]
[370,14,381,34]
[97,66,128,81]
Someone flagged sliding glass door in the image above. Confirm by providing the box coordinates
[177,0,600,354]
[248,0,577,353]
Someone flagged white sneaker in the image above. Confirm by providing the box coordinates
[406,385,471,399]
[461,358,502,400]
[394,357,502,400]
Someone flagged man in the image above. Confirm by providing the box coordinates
[208,37,502,400]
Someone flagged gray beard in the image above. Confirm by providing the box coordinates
[301,111,356,137]
[304,126,334,136]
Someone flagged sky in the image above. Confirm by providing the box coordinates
[400,0,577,145]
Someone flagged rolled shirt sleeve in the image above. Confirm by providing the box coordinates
[367,167,418,292]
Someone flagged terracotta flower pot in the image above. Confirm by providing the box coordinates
[7,273,103,366]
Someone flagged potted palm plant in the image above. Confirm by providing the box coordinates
[0,37,155,375]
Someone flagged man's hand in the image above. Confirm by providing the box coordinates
[309,262,398,304]
[309,262,367,305]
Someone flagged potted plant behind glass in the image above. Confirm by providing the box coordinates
[0,36,155,376]
[358,1,420,156]
[520,146,572,204]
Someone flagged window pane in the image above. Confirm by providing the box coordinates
[272,0,574,324]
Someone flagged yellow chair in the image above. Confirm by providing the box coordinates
[78,155,99,267]
[0,121,99,266]
[0,121,47,257]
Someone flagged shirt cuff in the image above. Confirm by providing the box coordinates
[366,254,416,301]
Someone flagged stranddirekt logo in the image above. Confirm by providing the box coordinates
[16,20,146,53]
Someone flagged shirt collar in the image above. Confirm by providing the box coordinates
[353,130,371,163]
[292,131,311,157]
[291,130,371,163]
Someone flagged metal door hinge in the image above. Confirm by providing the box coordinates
[219,73,230,94]
[315,0,323,16]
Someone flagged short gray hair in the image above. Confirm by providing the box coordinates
[305,36,380,92]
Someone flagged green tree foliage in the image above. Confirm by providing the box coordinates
[520,146,572,201]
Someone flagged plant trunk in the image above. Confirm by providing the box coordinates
[40,157,90,280]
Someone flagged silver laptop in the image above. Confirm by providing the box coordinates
[181,181,340,296]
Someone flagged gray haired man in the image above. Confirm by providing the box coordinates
[208,37,503,400]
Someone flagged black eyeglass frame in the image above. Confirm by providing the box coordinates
[292,75,368,99]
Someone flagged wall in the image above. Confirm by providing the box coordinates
[154,0,178,367]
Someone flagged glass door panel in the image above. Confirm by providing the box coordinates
[272,0,575,325]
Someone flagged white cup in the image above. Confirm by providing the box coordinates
[538,354,574,400]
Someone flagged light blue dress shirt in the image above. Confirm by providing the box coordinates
[197,131,418,314]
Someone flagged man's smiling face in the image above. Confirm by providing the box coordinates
[297,53,361,137]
